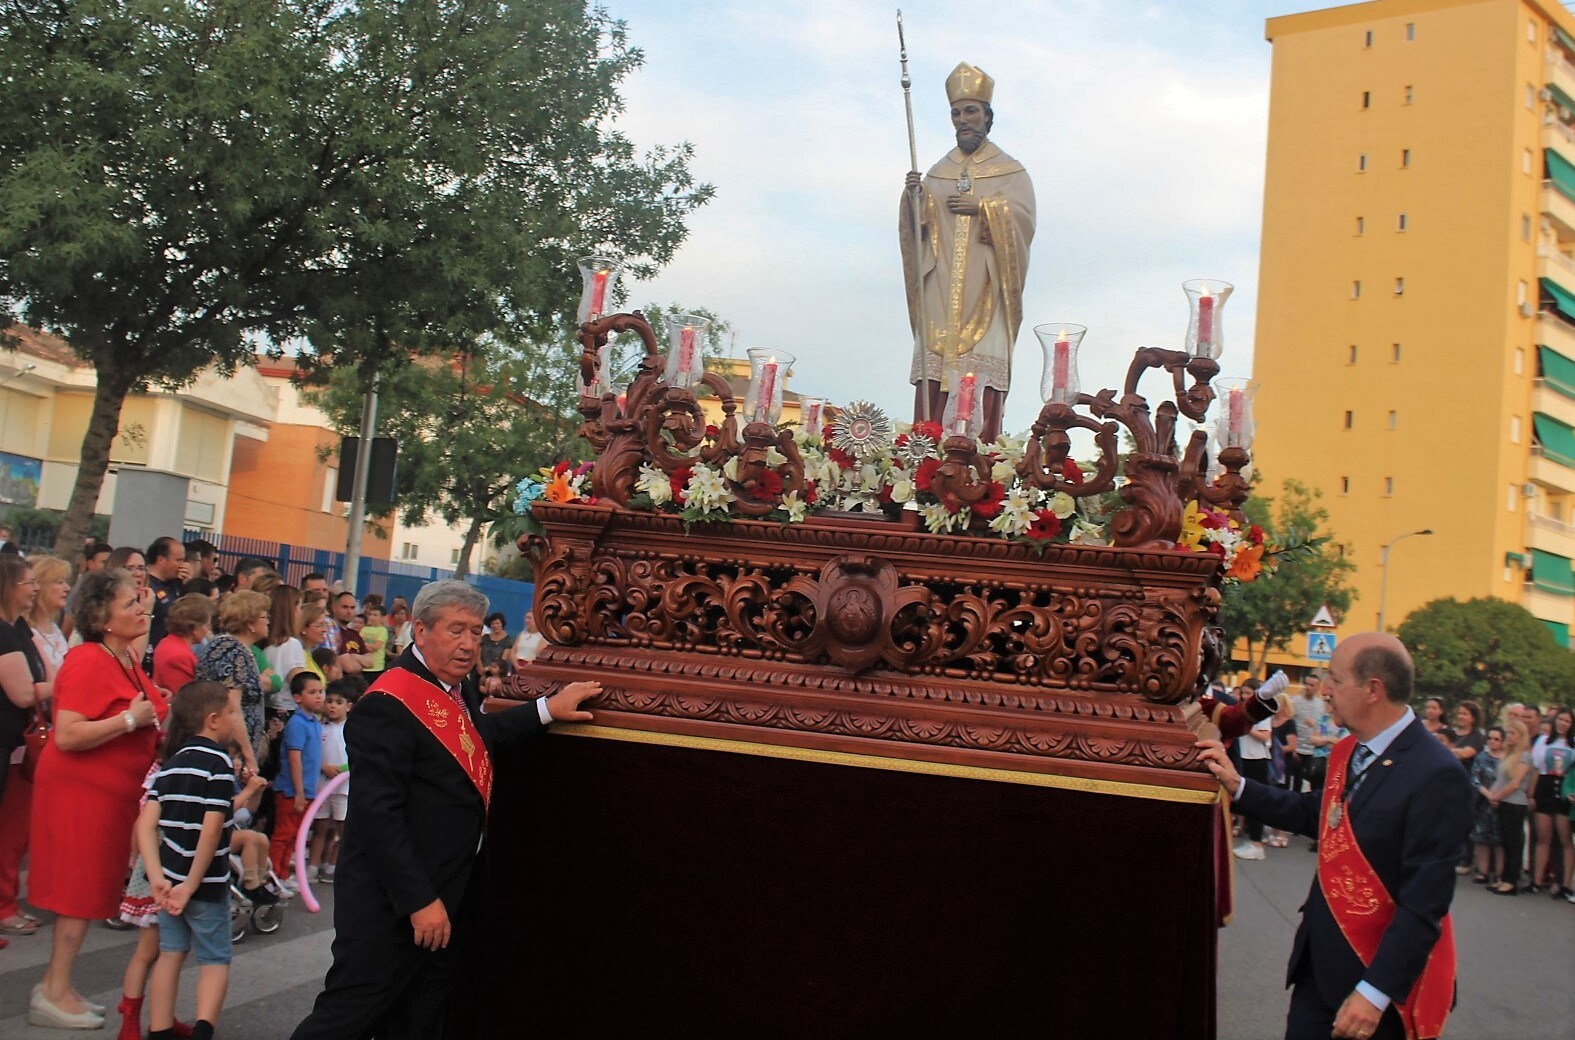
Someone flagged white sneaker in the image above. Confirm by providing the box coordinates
[278,877,299,895]
[1233,843,1266,861]
[307,866,319,882]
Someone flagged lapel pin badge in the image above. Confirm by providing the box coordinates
[1382,759,1393,767]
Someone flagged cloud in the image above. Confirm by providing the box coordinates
[610,0,1280,437]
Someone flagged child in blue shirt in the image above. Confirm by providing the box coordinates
[268,673,324,892]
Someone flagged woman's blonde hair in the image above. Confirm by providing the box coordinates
[297,601,327,638]
[1501,720,1532,781]
[216,590,270,635]
[26,555,70,627]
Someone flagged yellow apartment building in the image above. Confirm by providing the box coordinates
[1255,0,1575,652]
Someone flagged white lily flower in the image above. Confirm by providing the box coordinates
[781,491,807,523]
[685,464,734,512]
[1048,492,1077,519]
[635,463,673,506]
[766,446,788,467]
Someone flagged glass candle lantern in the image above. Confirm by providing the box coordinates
[1183,279,1234,360]
[743,348,795,425]
[576,256,622,325]
[662,314,711,388]
[798,397,826,436]
[1214,377,1258,450]
[1033,323,1087,404]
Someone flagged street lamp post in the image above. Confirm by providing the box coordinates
[1377,528,1434,632]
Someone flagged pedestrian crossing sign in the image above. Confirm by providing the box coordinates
[1306,631,1337,661]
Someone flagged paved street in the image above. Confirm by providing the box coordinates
[1,851,1570,1038]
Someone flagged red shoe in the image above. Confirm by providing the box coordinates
[116,995,143,1040]
[172,1019,195,1039]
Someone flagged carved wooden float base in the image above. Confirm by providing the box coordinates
[513,502,1228,793]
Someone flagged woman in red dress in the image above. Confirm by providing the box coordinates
[27,569,168,1031]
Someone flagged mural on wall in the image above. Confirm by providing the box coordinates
[0,452,41,508]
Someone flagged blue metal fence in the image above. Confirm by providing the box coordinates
[187,531,535,627]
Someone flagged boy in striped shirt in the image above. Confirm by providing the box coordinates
[136,681,242,1040]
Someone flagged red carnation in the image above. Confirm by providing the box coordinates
[914,420,944,443]
[915,457,941,492]
[747,469,784,502]
[705,424,720,440]
[804,484,819,504]
[1062,458,1084,485]
[1248,524,1265,545]
[1199,509,1228,531]
[828,447,857,470]
[553,460,571,476]
[669,466,693,504]
[1025,510,1062,541]
[1205,542,1226,558]
[972,481,1007,521]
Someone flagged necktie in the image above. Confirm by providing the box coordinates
[1351,743,1374,776]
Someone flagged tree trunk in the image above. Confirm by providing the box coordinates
[452,515,484,580]
[52,368,134,557]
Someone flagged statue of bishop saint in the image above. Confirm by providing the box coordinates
[901,62,1035,443]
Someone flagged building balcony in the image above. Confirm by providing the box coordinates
[1538,244,1575,290]
[1528,512,1575,559]
[1546,117,1575,154]
[1534,378,1575,426]
[1544,180,1575,242]
[1531,445,1575,493]
[1523,583,1575,626]
[1537,310,1575,359]
[1549,49,1575,115]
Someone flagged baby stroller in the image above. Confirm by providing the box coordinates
[228,853,286,944]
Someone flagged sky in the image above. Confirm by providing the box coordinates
[606,0,1337,436]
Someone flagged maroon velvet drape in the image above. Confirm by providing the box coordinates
[451,733,1218,1040]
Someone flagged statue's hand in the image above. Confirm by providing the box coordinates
[946,193,980,216]
[905,171,923,192]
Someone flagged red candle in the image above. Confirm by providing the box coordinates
[1227,388,1244,438]
[1196,289,1215,355]
[954,371,977,434]
[589,269,608,318]
[802,401,822,431]
[755,359,779,422]
[1052,331,1070,395]
[679,325,696,377]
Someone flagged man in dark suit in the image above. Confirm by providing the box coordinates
[291,579,599,1040]
[1196,632,1471,1040]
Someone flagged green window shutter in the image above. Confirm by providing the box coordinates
[1533,412,1575,467]
[1557,26,1575,55]
[1542,276,1575,320]
[1538,345,1575,399]
[1531,548,1575,595]
[1548,148,1575,202]
[1545,619,1571,648]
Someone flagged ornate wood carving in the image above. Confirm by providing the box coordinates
[514,503,1225,789]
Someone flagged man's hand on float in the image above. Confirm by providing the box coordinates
[1332,989,1382,1039]
[946,193,980,216]
[1193,739,1242,793]
[545,680,601,723]
[411,898,450,951]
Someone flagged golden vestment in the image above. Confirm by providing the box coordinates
[901,140,1036,393]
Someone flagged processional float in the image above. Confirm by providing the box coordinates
[451,249,1265,1037]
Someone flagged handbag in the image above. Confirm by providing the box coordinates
[17,703,48,783]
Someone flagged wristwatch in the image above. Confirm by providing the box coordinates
[122,711,137,733]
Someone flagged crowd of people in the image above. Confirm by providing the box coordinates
[1227,672,1575,904]
[0,535,540,1036]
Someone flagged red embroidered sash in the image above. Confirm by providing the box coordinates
[1319,738,1455,1040]
[367,668,493,811]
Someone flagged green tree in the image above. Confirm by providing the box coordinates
[1396,597,1575,725]
[1219,478,1357,674]
[0,1,710,555]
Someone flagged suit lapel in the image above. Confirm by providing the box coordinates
[1349,717,1424,814]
